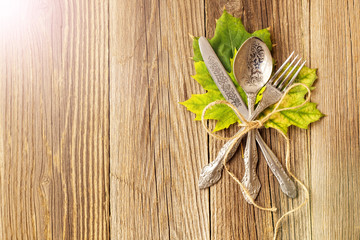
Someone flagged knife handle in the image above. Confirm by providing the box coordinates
[198,130,244,189]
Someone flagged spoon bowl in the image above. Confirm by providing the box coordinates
[233,37,273,97]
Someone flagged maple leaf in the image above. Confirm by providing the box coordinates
[181,10,324,134]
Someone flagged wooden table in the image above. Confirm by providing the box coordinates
[1,0,359,239]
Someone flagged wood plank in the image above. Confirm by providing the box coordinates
[206,1,312,239]
[310,0,360,239]
[109,0,209,239]
[0,0,109,238]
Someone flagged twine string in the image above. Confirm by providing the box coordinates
[201,83,311,240]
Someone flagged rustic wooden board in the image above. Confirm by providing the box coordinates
[0,0,109,239]
[1,0,359,239]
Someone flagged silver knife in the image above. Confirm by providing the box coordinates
[198,36,296,198]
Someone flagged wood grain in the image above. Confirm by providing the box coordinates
[0,0,109,239]
[310,0,360,239]
[109,0,209,239]
[0,0,359,239]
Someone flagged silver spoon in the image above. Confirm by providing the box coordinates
[233,37,273,202]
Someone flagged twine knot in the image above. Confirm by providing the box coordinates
[245,120,263,129]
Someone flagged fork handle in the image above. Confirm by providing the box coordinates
[255,131,297,198]
[250,86,282,121]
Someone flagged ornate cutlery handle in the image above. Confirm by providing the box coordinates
[242,130,261,203]
[198,132,244,189]
[198,127,297,198]
[241,93,262,202]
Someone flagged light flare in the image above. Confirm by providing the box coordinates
[0,0,28,25]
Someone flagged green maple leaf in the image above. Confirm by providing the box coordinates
[181,10,324,134]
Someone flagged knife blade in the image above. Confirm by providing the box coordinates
[198,37,248,119]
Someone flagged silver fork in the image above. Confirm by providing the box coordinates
[250,52,306,119]
[199,52,306,198]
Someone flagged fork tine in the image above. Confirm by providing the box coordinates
[273,55,298,86]
[277,58,303,90]
[282,61,306,91]
[268,51,295,84]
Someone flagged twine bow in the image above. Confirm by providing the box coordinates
[201,83,311,240]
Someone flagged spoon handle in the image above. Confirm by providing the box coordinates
[241,94,262,201]
[242,130,261,203]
